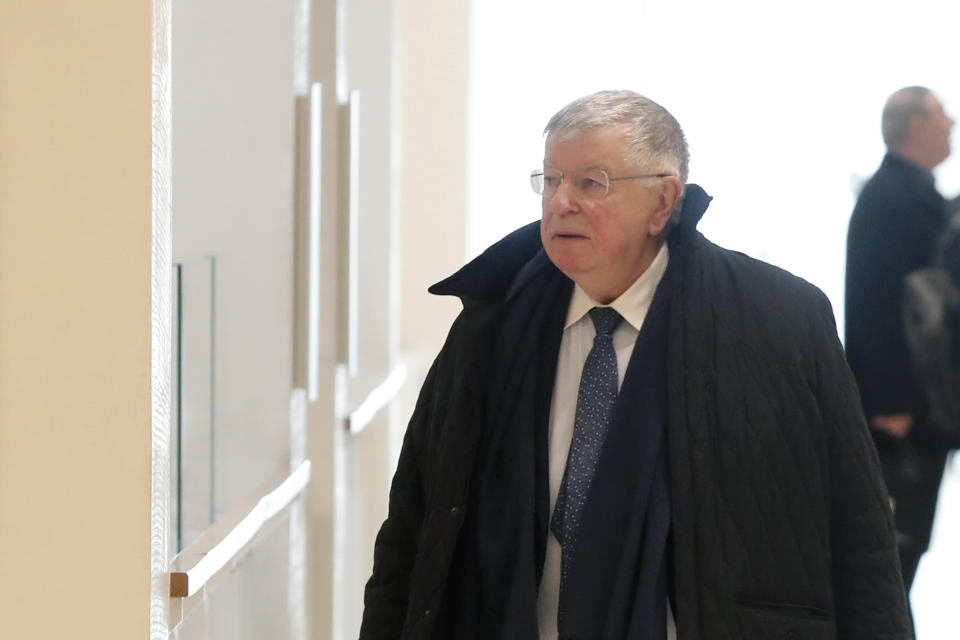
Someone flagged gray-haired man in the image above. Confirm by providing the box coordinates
[362,90,910,640]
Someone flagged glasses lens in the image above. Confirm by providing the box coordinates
[530,171,544,195]
[541,168,562,197]
[578,169,609,199]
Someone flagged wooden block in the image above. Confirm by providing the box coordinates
[170,572,189,598]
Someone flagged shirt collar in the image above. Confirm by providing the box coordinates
[564,243,670,331]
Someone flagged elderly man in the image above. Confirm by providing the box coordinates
[362,90,910,640]
[846,86,955,601]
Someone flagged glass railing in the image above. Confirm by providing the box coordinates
[171,255,217,557]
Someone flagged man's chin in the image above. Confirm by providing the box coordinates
[544,249,592,281]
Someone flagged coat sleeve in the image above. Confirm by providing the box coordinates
[358,359,437,640]
[845,203,915,416]
[810,290,912,639]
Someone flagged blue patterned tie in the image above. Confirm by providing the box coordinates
[551,306,623,612]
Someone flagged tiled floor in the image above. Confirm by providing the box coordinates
[910,451,960,639]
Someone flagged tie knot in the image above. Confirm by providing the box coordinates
[588,306,622,336]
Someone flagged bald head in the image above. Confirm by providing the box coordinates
[882,86,954,170]
[882,87,932,148]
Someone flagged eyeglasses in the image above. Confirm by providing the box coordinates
[530,167,673,200]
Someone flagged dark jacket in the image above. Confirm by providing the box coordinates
[846,152,947,423]
[362,186,910,640]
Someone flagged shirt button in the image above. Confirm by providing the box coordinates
[450,506,459,515]
[424,609,433,618]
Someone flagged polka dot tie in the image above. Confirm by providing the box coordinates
[550,306,623,618]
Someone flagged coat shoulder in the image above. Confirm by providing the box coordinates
[675,235,839,377]
[693,235,834,321]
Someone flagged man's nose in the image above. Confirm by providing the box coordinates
[546,180,580,213]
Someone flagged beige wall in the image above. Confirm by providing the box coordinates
[0,0,152,637]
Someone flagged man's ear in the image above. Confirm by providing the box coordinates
[649,177,683,236]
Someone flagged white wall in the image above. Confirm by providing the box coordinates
[0,0,153,637]
[469,0,960,334]
[397,0,470,355]
[330,0,472,637]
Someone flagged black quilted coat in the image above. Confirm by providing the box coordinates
[361,186,910,640]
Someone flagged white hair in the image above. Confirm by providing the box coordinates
[543,90,689,184]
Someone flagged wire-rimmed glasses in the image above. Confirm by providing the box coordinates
[530,167,673,200]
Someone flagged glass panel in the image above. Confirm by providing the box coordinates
[169,0,303,636]
[170,263,181,559]
[171,256,216,554]
[170,1,297,534]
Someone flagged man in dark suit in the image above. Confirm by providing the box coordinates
[845,86,955,598]
[362,90,910,640]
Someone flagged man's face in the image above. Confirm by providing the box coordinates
[915,93,954,167]
[539,126,680,304]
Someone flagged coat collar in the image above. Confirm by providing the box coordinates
[882,152,937,189]
[429,184,712,303]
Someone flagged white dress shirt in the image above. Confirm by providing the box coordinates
[537,243,672,640]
